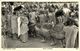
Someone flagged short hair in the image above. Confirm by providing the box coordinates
[63,3,68,8]
[9,2,14,5]
[14,5,23,11]
[55,9,64,17]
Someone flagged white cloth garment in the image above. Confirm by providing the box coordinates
[20,17,29,34]
[63,25,78,48]
[63,8,71,14]
[17,16,29,37]
[63,7,71,17]
[17,17,21,37]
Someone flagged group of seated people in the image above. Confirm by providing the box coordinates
[1,2,78,48]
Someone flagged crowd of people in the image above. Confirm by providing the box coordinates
[1,2,78,48]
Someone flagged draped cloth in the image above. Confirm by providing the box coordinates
[50,15,65,39]
[20,17,29,34]
[63,25,78,48]
[18,16,29,42]
[11,15,18,34]
[18,16,29,36]
[50,23,65,39]
[17,17,20,37]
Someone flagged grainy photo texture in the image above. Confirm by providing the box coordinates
[1,2,79,48]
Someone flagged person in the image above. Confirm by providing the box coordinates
[62,3,71,24]
[47,6,56,25]
[63,18,78,48]
[21,12,29,43]
[28,10,37,37]
[50,10,65,46]
[11,14,18,39]
[63,4,71,17]
[16,7,29,43]
[19,15,29,43]
[2,7,7,36]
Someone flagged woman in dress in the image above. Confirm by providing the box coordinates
[19,14,29,43]
[17,7,29,43]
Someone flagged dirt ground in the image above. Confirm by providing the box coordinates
[2,36,63,48]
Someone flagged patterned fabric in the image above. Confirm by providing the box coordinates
[53,23,64,32]
[20,17,29,34]
[50,23,65,39]
[19,16,29,42]
[11,15,18,34]
[2,16,7,34]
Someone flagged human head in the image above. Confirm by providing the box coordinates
[63,3,68,8]
[55,9,64,24]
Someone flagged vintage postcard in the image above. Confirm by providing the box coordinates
[0,0,79,51]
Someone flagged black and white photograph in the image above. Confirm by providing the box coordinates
[1,2,79,48]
